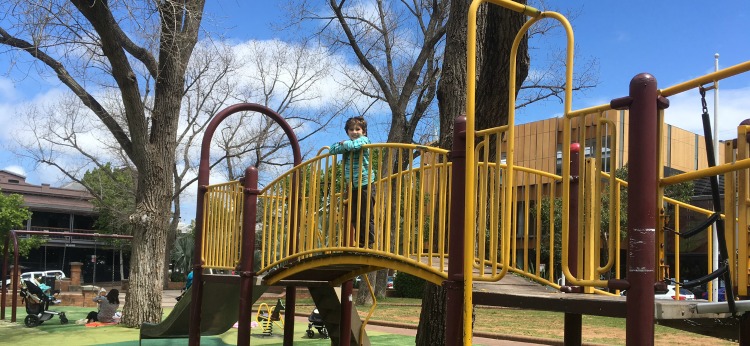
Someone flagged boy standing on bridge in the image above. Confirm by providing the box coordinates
[329,116,376,248]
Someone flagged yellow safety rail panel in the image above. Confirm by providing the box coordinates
[734,125,750,296]
[256,143,451,281]
[466,3,571,341]
[201,180,244,270]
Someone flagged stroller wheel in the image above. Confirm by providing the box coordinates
[24,315,39,327]
[60,312,68,324]
[306,329,314,338]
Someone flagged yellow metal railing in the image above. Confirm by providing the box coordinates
[197,133,742,302]
[729,126,750,297]
[201,180,244,270]
[256,143,451,280]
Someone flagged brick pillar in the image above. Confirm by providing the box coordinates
[70,262,83,290]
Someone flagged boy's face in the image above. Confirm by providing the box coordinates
[347,125,365,140]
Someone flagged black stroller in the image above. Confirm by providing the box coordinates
[20,280,67,327]
[306,308,328,339]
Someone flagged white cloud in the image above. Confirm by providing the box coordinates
[0,77,18,101]
[2,165,26,176]
[665,86,750,141]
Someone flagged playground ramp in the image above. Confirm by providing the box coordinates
[139,278,267,342]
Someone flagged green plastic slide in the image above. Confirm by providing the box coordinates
[140,279,267,341]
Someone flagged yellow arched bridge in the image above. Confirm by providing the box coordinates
[179,1,750,346]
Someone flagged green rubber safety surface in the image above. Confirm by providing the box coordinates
[1,306,414,345]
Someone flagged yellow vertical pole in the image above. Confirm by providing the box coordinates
[465,2,480,343]
[656,108,666,282]
[615,180,622,284]
[466,1,545,344]
[675,208,681,297]
[723,141,736,297]
[738,126,750,296]
[584,158,596,293]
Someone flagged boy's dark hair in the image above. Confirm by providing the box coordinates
[344,116,367,135]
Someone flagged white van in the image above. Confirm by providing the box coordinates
[43,270,67,280]
[20,271,46,282]
[4,270,67,287]
[20,270,67,282]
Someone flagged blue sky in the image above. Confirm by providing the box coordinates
[1,1,749,222]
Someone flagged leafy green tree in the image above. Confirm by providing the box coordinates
[601,165,694,241]
[533,197,563,280]
[170,221,194,280]
[528,165,695,280]
[0,191,40,258]
[81,163,137,236]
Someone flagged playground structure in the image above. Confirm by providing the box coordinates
[181,1,750,345]
[1,1,749,345]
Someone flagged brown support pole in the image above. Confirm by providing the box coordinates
[340,280,354,346]
[188,184,207,346]
[283,160,301,346]
[283,286,296,346]
[237,167,259,346]
[565,143,582,346]
[445,116,467,345]
[1,235,10,321]
[740,312,750,345]
[624,73,659,346]
[4,231,21,322]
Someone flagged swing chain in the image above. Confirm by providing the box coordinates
[699,86,709,117]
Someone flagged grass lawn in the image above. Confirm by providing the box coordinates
[2,298,738,345]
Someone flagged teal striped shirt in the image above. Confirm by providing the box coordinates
[329,136,373,186]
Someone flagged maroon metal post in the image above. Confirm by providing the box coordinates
[624,73,659,345]
[740,312,749,345]
[1,233,20,322]
[1,234,10,320]
[237,167,259,346]
[565,143,582,345]
[445,115,467,345]
[283,286,296,345]
[283,174,299,346]
[340,280,354,346]
[188,103,302,346]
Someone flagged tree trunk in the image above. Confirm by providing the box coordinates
[375,268,388,298]
[475,4,530,145]
[119,248,125,282]
[423,0,529,344]
[121,157,174,326]
[415,283,447,344]
[354,271,377,305]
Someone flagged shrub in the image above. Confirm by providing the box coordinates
[393,272,425,298]
[170,272,186,282]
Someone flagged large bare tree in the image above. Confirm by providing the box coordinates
[419,0,531,344]
[289,0,449,304]
[0,0,206,325]
[9,19,351,296]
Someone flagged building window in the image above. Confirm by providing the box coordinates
[30,211,71,230]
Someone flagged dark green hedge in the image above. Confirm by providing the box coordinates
[393,272,425,298]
